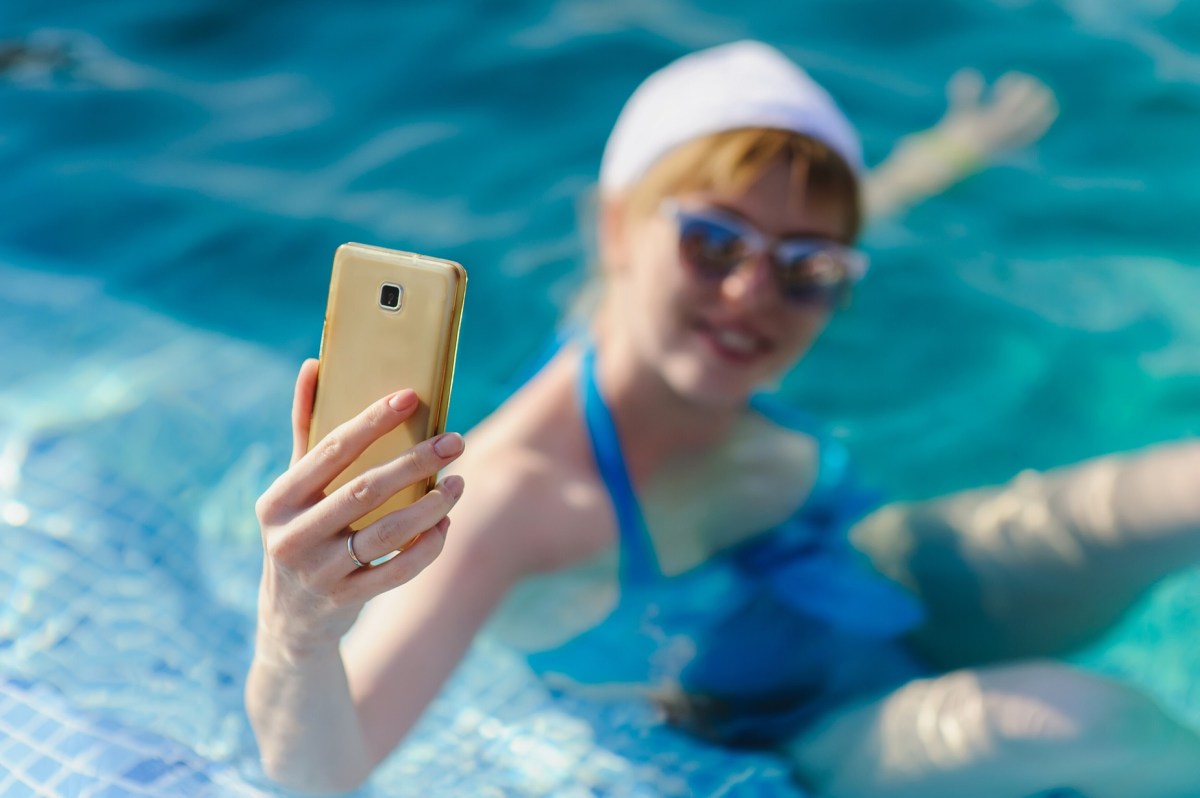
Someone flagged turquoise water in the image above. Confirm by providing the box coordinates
[1,1,1199,795]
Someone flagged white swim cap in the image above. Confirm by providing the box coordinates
[599,41,863,194]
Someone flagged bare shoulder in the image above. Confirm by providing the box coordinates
[450,348,615,577]
[463,450,612,574]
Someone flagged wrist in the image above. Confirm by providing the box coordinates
[254,565,361,664]
[909,125,985,174]
[253,610,345,670]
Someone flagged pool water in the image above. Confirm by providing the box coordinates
[1,0,1199,795]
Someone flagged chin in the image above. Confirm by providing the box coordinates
[659,356,766,409]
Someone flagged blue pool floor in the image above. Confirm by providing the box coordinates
[0,677,267,798]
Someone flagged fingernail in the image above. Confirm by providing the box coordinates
[441,475,465,497]
[389,390,417,411]
[433,432,464,458]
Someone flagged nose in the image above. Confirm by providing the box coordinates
[719,253,776,310]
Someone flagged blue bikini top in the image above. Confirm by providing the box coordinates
[525,344,927,744]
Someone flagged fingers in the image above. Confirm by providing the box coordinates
[258,474,463,617]
[333,474,464,568]
[938,69,1059,158]
[983,76,1045,143]
[992,73,1059,144]
[278,388,424,512]
[992,72,1048,115]
[334,516,451,605]
[290,359,320,466]
[307,433,465,535]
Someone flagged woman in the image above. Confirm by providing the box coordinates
[247,42,1200,796]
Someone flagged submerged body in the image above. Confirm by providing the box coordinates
[492,343,928,746]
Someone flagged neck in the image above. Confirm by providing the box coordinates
[589,315,742,487]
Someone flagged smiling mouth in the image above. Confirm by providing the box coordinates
[695,320,769,363]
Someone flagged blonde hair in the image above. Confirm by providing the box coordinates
[622,127,862,243]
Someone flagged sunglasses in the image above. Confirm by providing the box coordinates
[661,200,868,308]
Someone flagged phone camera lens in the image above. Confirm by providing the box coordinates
[380,284,402,310]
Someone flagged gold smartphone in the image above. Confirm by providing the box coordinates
[308,242,467,531]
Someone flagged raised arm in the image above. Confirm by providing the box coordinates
[245,359,518,794]
[851,440,1200,668]
[864,69,1059,220]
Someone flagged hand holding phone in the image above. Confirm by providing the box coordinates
[253,243,467,646]
[308,243,467,531]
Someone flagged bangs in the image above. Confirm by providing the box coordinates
[625,128,862,242]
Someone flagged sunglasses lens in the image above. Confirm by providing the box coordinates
[774,248,852,306]
[679,216,747,279]
[671,205,860,309]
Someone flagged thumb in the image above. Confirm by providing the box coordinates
[946,68,984,112]
[290,358,320,466]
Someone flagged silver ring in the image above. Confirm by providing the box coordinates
[347,531,368,569]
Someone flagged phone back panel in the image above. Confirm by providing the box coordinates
[309,243,466,531]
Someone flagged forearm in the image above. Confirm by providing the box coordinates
[863,129,983,220]
[246,628,373,795]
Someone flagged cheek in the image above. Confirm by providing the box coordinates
[625,231,689,311]
[778,311,831,357]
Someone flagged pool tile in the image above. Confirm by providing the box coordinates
[123,756,173,785]
[26,754,63,783]
[56,730,100,759]
[0,779,37,798]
